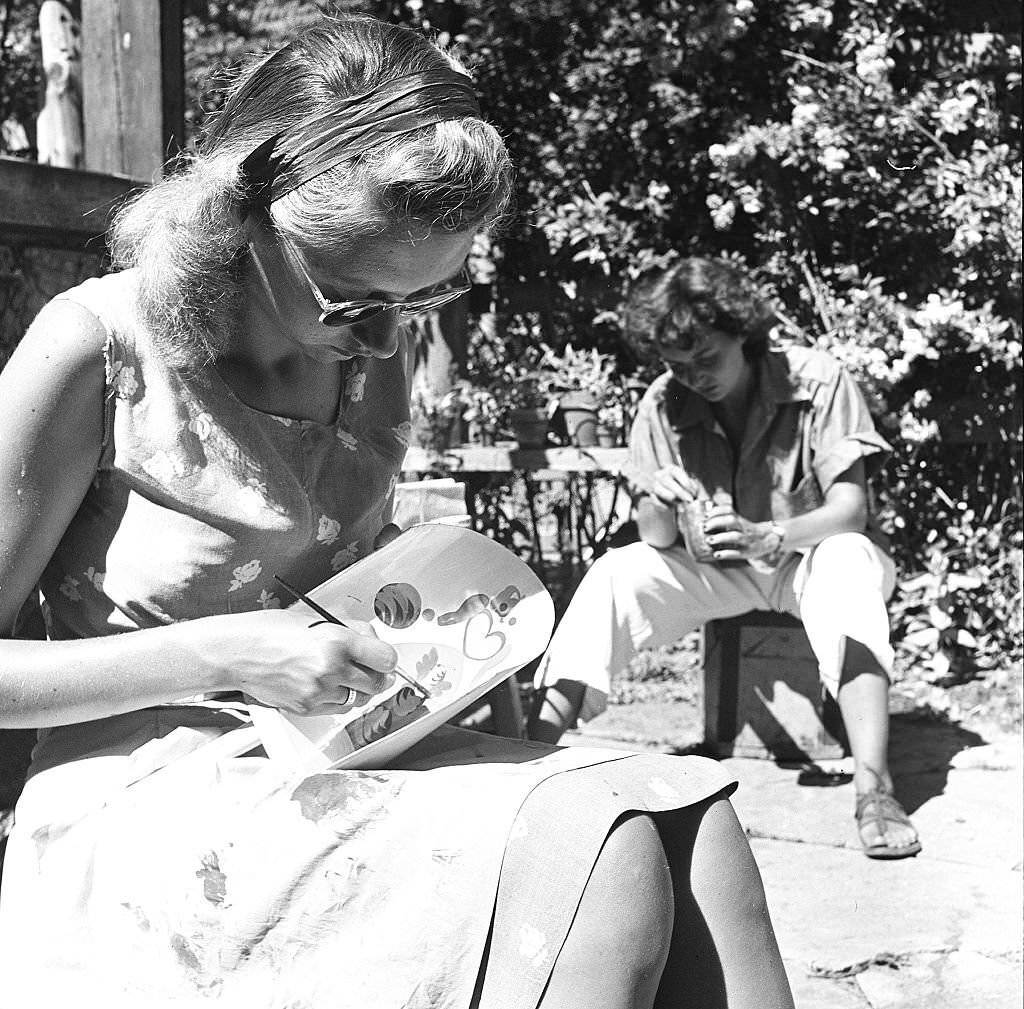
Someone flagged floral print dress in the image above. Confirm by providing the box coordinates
[0,270,735,1008]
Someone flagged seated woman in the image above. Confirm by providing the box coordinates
[0,15,794,1009]
[529,257,921,863]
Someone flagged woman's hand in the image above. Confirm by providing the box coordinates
[185,609,398,716]
[650,465,699,506]
[702,503,780,563]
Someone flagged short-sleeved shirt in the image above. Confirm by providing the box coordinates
[623,343,892,548]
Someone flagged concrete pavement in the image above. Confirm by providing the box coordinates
[563,701,1023,1008]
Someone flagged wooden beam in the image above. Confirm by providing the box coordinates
[0,158,145,249]
[80,0,184,180]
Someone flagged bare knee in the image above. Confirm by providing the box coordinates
[662,796,773,926]
[595,813,675,952]
[555,813,674,997]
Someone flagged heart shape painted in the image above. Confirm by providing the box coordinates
[462,608,507,662]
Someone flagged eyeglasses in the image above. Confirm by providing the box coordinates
[276,230,471,328]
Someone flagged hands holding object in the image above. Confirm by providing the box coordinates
[649,466,784,565]
[273,574,430,703]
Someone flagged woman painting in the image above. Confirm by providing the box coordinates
[0,17,793,1008]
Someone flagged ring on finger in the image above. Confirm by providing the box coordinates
[339,686,357,706]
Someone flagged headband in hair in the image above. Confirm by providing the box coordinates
[241,68,481,205]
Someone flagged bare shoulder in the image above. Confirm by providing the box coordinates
[0,296,110,446]
[1,296,109,392]
[0,298,110,631]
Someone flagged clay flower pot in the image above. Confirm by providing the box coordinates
[558,390,600,447]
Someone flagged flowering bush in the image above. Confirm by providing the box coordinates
[444,0,1021,679]
[539,343,618,399]
[159,0,1024,683]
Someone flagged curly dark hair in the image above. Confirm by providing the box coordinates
[624,257,777,361]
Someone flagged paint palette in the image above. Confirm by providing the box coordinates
[248,525,555,771]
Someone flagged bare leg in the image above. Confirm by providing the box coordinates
[539,813,674,1008]
[654,795,795,1009]
[528,679,585,744]
[837,639,894,793]
[837,638,919,854]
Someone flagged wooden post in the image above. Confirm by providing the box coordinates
[36,1,84,169]
[80,0,183,180]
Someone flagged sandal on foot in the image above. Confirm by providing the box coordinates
[855,789,922,860]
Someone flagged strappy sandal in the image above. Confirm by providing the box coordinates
[855,789,922,859]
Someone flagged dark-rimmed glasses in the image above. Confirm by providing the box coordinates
[276,230,471,328]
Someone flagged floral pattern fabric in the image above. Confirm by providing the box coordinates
[1,270,737,1007]
[39,271,409,641]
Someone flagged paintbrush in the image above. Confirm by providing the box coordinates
[273,574,431,700]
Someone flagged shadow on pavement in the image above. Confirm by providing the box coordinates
[668,708,989,820]
[887,711,987,815]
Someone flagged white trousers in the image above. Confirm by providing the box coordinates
[535,532,896,724]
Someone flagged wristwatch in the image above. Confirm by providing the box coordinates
[766,521,786,557]
[750,521,786,573]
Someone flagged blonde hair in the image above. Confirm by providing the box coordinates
[110,13,513,368]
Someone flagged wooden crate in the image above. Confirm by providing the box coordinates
[702,612,846,760]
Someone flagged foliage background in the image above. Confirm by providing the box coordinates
[1,0,1020,693]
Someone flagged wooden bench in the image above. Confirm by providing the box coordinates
[701,611,847,761]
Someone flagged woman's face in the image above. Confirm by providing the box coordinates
[658,328,751,403]
[249,224,477,364]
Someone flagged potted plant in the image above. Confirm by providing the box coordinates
[541,344,618,447]
[593,382,632,447]
[409,382,467,454]
[462,385,501,446]
[504,369,555,449]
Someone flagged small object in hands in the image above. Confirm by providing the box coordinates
[677,500,716,563]
[273,575,431,700]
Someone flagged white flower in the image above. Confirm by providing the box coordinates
[83,566,105,592]
[229,559,262,592]
[899,413,940,444]
[898,325,938,362]
[935,93,978,135]
[854,38,893,87]
[317,515,341,545]
[331,542,360,571]
[345,371,366,402]
[790,102,820,130]
[708,143,729,166]
[188,412,214,441]
[819,146,850,172]
[110,362,138,399]
[258,590,282,609]
[737,185,762,214]
[59,574,81,601]
[914,294,964,328]
[710,199,736,230]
